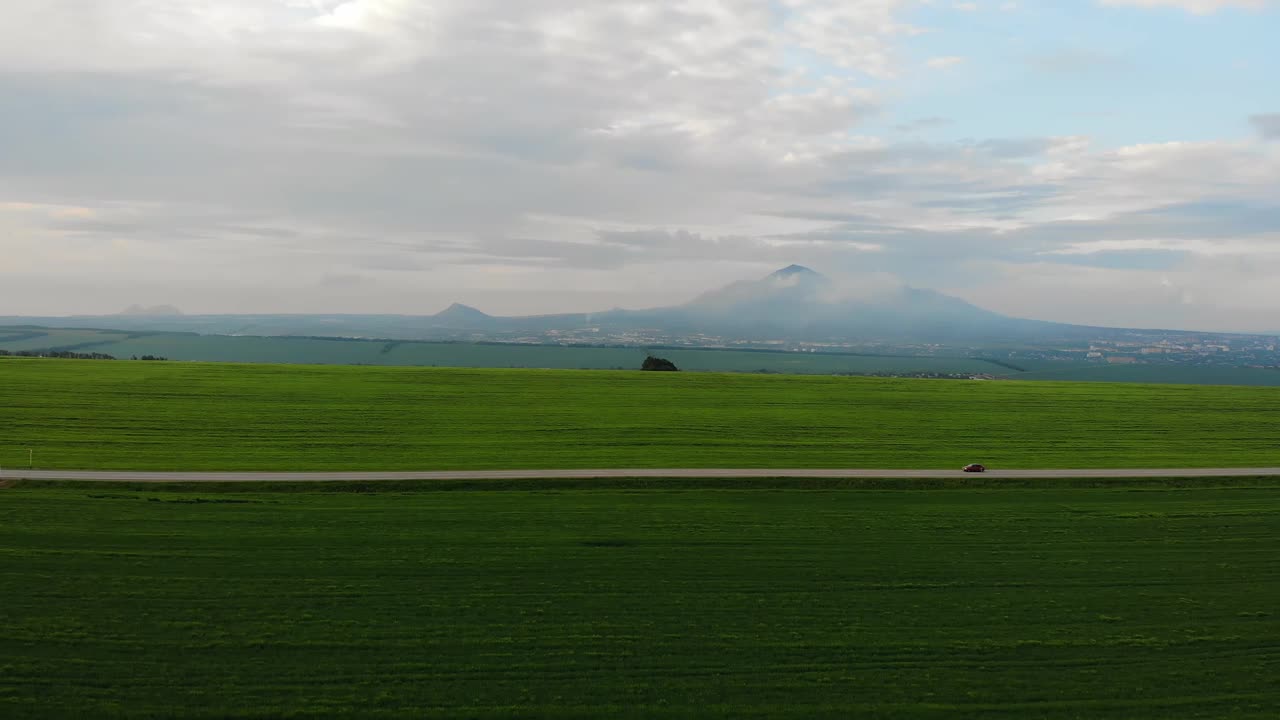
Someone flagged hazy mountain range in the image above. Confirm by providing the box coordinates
[0,266,1238,344]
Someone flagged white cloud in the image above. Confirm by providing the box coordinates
[926,56,967,69]
[1044,236,1280,257]
[1098,0,1269,14]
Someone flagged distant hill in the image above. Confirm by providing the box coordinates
[430,303,494,328]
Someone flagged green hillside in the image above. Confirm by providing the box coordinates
[2,358,1278,471]
[0,327,130,352]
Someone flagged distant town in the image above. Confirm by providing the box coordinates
[435,325,1280,371]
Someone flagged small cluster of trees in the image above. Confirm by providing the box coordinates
[132,355,169,361]
[642,355,679,371]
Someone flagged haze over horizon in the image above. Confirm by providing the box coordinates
[2,1,1279,332]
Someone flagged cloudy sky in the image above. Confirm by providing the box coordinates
[2,0,1278,331]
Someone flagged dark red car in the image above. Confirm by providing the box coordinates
[962,464,986,473]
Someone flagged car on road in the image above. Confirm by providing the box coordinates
[962,464,986,473]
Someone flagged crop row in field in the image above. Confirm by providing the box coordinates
[2,358,1278,471]
[1,481,1277,718]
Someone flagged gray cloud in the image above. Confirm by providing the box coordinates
[318,273,374,288]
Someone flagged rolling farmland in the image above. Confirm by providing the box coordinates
[1,481,1277,718]
[2,358,1279,471]
[7,325,1280,386]
[5,358,1279,718]
[0,327,130,352]
[0,326,1004,374]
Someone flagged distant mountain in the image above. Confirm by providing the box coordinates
[431,303,494,327]
[120,304,183,317]
[582,265,1063,341]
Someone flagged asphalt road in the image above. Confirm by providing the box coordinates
[5,468,1280,483]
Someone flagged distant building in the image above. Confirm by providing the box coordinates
[1106,356,1138,365]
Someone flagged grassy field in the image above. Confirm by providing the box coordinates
[2,358,1279,471]
[1007,363,1280,386]
[1,480,1277,718]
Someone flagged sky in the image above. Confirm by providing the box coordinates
[1,0,1278,332]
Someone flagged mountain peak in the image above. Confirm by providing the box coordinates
[437,302,490,316]
[443,302,484,314]
[432,302,493,326]
[770,264,820,279]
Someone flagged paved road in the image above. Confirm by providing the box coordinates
[5,468,1280,483]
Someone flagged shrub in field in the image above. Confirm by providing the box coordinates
[642,355,679,371]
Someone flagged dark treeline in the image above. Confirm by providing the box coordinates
[0,350,170,361]
[0,349,117,360]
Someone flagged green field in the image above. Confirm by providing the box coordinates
[1,481,1277,718]
[3,358,1279,471]
[1007,363,1280,386]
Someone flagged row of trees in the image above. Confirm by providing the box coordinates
[0,349,116,360]
[0,350,169,361]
